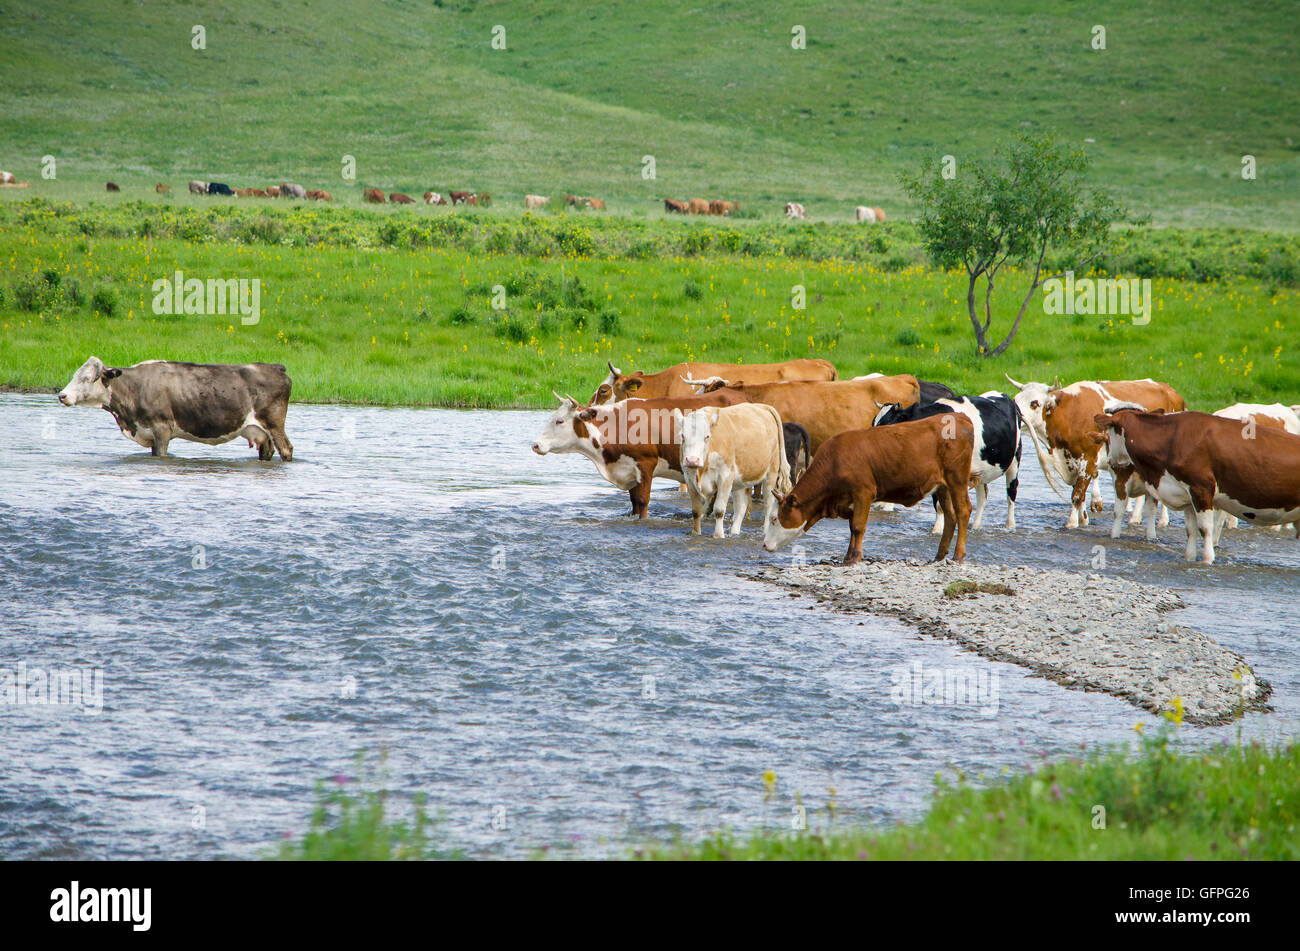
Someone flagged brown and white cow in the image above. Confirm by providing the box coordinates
[450,191,476,205]
[590,359,838,406]
[266,185,281,197]
[674,403,791,537]
[784,202,806,220]
[688,376,922,454]
[58,357,293,460]
[1212,403,1300,533]
[664,199,690,214]
[424,191,447,205]
[0,171,14,185]
[582,196,605,210]
[532,390,747,518]
[1007,376,1185,529]
[763,414,974,565]
[364,188,386,203]
[1094,409,1300,564]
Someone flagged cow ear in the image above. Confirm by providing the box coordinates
[1087,431,1107,445]
[101,368,122,381]
[1149,407,1166,416]
[624,378,643,393]
[577,408,597,421]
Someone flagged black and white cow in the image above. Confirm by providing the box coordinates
[58,356,294,460]
[872,392,1022,531]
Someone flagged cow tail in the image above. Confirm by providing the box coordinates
[1020,409,1068,501]
[771,406,793,496]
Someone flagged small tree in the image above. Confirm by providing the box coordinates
[902,134,1127,357]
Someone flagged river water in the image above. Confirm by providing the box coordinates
[1,392,1296,859]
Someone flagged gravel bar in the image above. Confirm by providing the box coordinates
[750,559,1271,725]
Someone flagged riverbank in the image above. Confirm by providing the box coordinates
[751,559,1270,725]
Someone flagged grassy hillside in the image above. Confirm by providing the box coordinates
[1,0,1297,227]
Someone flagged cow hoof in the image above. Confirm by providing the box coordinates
[1090,501,1104,513]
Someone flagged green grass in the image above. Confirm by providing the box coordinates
[3,201,1296,408]
[1,1,1297,227]
[638,730,1300,860]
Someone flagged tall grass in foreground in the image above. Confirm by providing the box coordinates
[270,729,1298,860]
[638,727,1300,861]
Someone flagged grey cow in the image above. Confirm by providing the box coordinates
[58,356,294,460]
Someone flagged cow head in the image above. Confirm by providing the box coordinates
[1004,374,1059,440]
[674,407,720,471]
[589,362,644,405]
[871,400,903,426]
[58,356,121,407]
[763,491,810,552]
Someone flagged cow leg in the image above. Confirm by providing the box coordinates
[1110,484,1127,538]
[712,470,736,538]
[932,485,956,561]
[684,477,704,535]
[1069,477,1091,528]
[1182,507,1199,562]
[1004,450,1020,531]
[929,493,944,535]
[1197,510,1217,565]
[1212,510,1229,545]
[971,482,989,532]
[1143,492,1159,542]
[629,468,654,519]
[844,496,871,565]
[1089,477,1104,513]
[729,485,750,537]
[150,430,171,458]
[1127,494,1146,525]
[1157,503,1170,527]
[258,408,293,461]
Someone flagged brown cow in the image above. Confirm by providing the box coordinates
[450,191,476,205]
[155,183,170,194]
[1093,409,1300,563]
[664,198,690,214]
[532,390,748,518]
[583,197,604,210]
[763,414,975,564]
[709,200,738,216]
[477,193,492,207]
[364,188,386,203]
[266,185,282,197]
[247,188,269,198]
[688,198,710,215]
[390,192,415,204]
[692,376,922,454]
[1008,377,1186,528]
[306,189,331,201]
[106,182,120,192]
[564,194,580,206]
[590,359,837,405]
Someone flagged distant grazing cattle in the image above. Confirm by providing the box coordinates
[853,373,955,405]
[688,198,710,215]
[105,182,120,192]
[58,356,294,461]
[524,194,548,209]
[208,182,234,196]
[266,185,281,197]
[764,414,975,565]
[855,206,875,223]
[664,198,690,214]
[783,422,812,483]
[247,188,269,198]
[533,390,749,518]
[477,193,493,207]
[1007,376,1185,530]
[688,376,921,455]
[364,188,385,203]
[1212,403,1300,533]
[155,183,170,194]
[590,359,838,405]
[709,200,738,216]
[0,171,14,184]
[450,191,476,205]
[1094,409,1300,563]
[872,207,886,222]
[874,393,1023,532]
[279,183,307,199]
[784,202,806,220]
[675,403,792,537]
[583,196,604,210]
[306,189,331,201]
[233,187,253,197]
[188,181,209,195]
[564,194,580,206]
[424,191,447,205]
[389,192,415,204]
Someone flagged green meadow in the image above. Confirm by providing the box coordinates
[2,201,1296,409]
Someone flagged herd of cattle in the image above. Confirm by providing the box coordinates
[54,355,1300,567]
[62,177,886,221]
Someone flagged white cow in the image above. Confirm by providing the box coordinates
[855,206,876,223]
[524,194,549,209]
[674,404,790,537]
[784,202,806,220]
